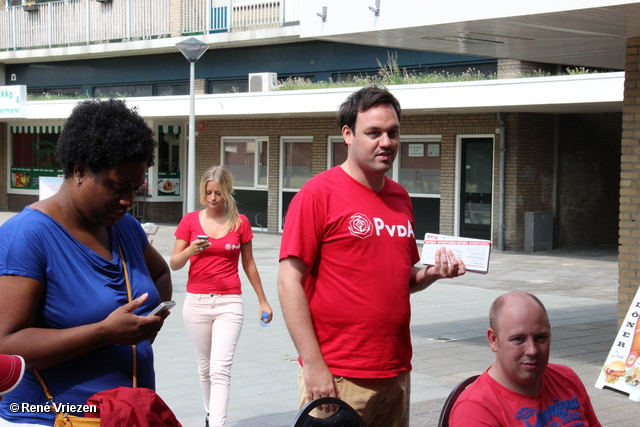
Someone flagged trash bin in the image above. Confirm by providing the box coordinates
[524,212,553,253]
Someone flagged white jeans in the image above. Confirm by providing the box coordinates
[183,293,244,427]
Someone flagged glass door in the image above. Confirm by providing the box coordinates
[459,137,493,240]
[157,126,182,197]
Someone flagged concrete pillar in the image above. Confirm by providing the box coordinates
[618,37,640,323]
[170,0,183,38]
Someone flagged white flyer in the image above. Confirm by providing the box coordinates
[420,233,492,274]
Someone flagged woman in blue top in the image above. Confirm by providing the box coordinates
[0,99,173,426]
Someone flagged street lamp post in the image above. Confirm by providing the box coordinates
[176,37,209,215]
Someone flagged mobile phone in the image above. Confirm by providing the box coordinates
[197,235,209,241]
[147,300,176,316]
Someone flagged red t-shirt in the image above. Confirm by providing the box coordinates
[279,166,420,378]
[175,211,253,294]
[450,364,602,427]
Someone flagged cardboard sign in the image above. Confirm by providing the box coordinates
[421,233,491,274]
[595,285,640,401]
[38,176,63,201]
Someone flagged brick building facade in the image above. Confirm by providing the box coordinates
[2,108,620,255]
[618,37,640,319]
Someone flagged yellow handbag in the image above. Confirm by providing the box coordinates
[53,412,101,427]
[35,242,137,427]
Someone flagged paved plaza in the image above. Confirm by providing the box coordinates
[1,211,639,426]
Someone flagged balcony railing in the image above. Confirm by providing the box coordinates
[0,0,300,52]
[183,0,299,35]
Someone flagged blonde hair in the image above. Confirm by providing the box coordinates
[199,165,242,234]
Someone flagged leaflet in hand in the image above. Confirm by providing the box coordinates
[421,233,492,274]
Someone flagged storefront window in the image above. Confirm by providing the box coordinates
[258,140,268,186]
[282,137,313,190]
[10,126,63,190]
[157,126,181,196]
[223,137,269,188]
[328,135,394,178]
[398,137,441,195]
[330,137,348,168]
[280,136,313,230]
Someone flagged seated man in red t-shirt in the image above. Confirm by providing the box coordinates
[450,291,601,427]
[0,354,25,402]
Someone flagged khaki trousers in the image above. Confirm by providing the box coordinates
[298,366,410,427]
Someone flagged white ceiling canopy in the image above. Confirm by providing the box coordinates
[300,1,640,70]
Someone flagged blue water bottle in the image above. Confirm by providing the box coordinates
[260,312,270,327]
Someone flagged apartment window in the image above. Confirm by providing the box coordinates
[427,62,497,77]
[222,137,269,188]
[93,84,152,97]
[156,83,190,96]
[277,74,317,85]
[27,86,83,98]
[330,69,378,83]
[208,79,248,94]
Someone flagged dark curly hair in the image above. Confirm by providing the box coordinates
[337,85,401,133]
[56,98,156,178]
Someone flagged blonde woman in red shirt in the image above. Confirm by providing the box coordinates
[170,165,272,427]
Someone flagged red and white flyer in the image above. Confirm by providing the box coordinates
[420,233,492,274]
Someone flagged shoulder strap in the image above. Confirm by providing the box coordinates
[117,241,137,388]
[34,370,54,403]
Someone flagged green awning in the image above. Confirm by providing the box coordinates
[11,125,63,134]
[159,125,181,135]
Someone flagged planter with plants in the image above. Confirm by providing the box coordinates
[22,1,39,11]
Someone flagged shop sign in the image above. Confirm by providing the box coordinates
[158,171,180,196]
[408,144,424,157]
[10,167,63,190]
[0,86,27,118]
